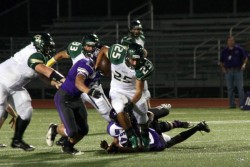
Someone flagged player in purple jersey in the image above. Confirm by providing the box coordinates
[46,34,114,148]
[101,110,210,153]
[52,57,102,155]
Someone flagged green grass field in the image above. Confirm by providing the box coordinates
[0,108,250,167]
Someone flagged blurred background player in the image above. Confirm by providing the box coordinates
[121,20,146,48]
[0,33,63,151]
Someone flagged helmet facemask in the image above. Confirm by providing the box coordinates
[82,34,98,58]
[126,56,144,70]
[126,43,145,70]
[43,41,56,58]
[130,20,143,38]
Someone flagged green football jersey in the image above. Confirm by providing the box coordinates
[27,52,48,70]
[108,44,154,81]
[66,41,82,58]
[108,44,127,65]
[121,34,146,47]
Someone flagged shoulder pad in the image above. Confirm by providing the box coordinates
[28,52,46,69]
[67,41,82,58]
[108,44,126,65]
[136,58,154,80]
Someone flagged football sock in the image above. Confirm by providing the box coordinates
[13,116,30,140]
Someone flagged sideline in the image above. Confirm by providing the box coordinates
[32,98,229,109]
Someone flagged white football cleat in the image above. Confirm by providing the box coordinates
[161,103,171,109]
[46,123,58,147]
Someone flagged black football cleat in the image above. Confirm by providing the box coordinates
[56,136,68,146]
[11,139,35,151]
[196,121,210,133]
[61,146,83,155]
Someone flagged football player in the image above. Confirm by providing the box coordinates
[121,20,145,48]
[101,110,210,153]
[0,33,64,151]
[96,43,154,150]
[47,56,103,155]
[120,20,155,109]
[45,34,114,149]
[46,34,112,122]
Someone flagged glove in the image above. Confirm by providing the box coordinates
[100,140,109,150]
[124,101,134,113]
[88,88,101,98]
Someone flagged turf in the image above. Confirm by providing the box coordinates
[0,108,250,167]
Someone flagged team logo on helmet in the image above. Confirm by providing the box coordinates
[32,33,56,57]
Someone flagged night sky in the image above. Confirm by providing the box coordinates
[0,0,250,36]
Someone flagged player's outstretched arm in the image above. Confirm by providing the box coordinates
[46,50,69,67]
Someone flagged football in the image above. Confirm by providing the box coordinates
[96,54,111,77]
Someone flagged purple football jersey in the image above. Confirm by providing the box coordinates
[61,58,100,97]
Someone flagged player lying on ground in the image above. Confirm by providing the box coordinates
[100,107,210,153]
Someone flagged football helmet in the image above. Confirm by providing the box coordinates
[130,20,142,30]
[126,43,145,69]
[129,20,143,38]
[82,34,98,57]
[32,33,56,57]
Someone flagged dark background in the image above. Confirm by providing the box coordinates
[1,0,250,37]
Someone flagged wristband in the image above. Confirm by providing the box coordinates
[46,57,57,67]
[49,70,64,82]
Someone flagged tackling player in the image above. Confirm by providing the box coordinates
[46,34,112,122]
[49,56,103,155]
[45,34,114,150]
